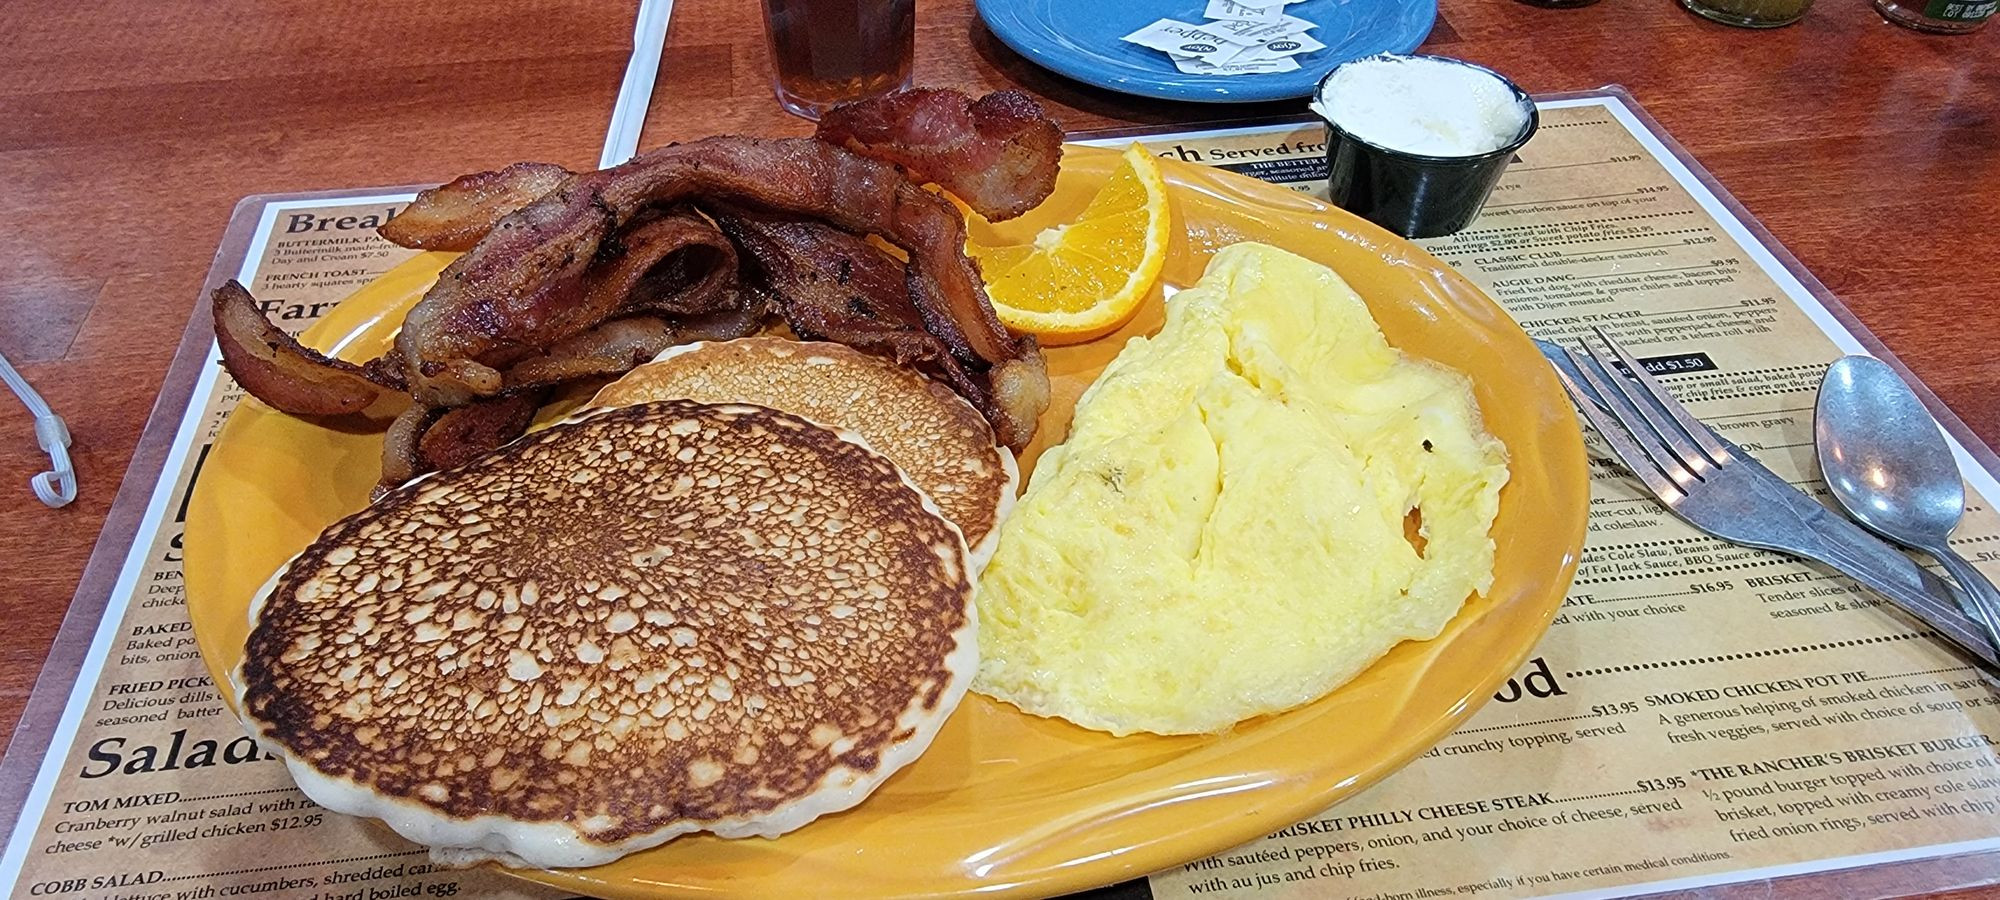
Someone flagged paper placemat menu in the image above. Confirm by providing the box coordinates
[1084,99,2000,900]
[1,94,1997,900]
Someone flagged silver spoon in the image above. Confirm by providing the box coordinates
[1815,355,2000,651]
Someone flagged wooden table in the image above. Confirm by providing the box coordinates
[0,0,1995,896]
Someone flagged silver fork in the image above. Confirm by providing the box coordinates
[1539,330,2000,675]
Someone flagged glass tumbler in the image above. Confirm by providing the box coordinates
[761,0,916,120]
[1679,0,1815,27]
[1873,0,1992,31]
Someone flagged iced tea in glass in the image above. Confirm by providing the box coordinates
[761,0,915,120]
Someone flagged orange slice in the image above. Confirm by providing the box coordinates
[971,143,1169,345]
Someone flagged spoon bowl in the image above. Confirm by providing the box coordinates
[1815,356,1966,539]
[1815,354,2000,648]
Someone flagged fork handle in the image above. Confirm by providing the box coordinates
[1774,535,2000,672]
[1929,546,2000,655]
[1732,478,2000,670]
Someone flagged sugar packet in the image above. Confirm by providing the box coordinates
[1171,54,1303,75]
[1206,15,1318,44]
[1203,0,1287,23]
[1225,30,1327,63]
[1120,5,1322,76]
[1122,19,1248,60]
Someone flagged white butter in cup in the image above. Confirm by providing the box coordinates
[1310,55,1530,158]
[1309,54,1538,237]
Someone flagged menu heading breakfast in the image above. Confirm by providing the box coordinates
[1083,98,2000,900]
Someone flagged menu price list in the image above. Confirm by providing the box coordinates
[1163,707,2000,898]
[22,849,481,900]
[1141,98,2000,899]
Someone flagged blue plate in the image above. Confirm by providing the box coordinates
[977,0,1435,103]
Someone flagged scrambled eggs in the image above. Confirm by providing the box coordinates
[974,242,1509,736]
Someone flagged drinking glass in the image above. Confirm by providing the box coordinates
[1679,0,1815,27]
[761,0,916,120]
[1873,0,1992,32]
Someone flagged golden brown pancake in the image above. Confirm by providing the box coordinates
[233,401,976,868]
[592,338,1017,569]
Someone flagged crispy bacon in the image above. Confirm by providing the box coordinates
[499,316,679,390]
[597,137,1024,368]
[816,89,1062,222]
[396,203,739,406]
[378,403,440,495]
[417,392,543,474]
[221,207,755,493]
[589,209,739,318]
[215,88,1061,470]
[379,162,573,251]
[211,281,396,416]
[711,208,1050,448]
[712,210,983,400]
[398,136,1037,416]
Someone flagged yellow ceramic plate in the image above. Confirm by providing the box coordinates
[185,146,1587,899]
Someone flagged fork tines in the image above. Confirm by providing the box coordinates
[1553,329,1735,505]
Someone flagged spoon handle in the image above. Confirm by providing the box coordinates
[1931,546,2000,651]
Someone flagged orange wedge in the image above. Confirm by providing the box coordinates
[971,143,1169,345]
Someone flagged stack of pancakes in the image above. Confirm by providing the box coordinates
[235,340,1016,868]
[595,339,1018,569]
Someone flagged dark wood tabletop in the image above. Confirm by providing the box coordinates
[1,0,1996,896]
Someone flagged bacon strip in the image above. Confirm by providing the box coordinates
[398,136,1033,410]
[417,392,543,474]
[377,403,440,496]
[396,203,739,406]
[588,209,739,318]
[711,210,985,400]
[379,162,574,251]
[596,138,1023,366]
[211,280,395,416]
[816,89,1062,222]
[499,316,679,390]
[710,208,1049,449]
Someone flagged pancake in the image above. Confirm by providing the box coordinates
[233,401,976,869]
[592,338,1018,570]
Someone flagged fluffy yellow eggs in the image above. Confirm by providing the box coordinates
[974,242,1510,736]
